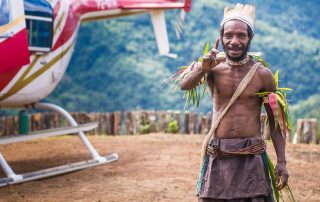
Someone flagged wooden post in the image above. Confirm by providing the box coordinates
[125,111,134,135]
[189,113,198,134]
[100,112,106,135]
[147,110,156,133]
[174,111,181,133]
[184,112,190,134]
[109,112,115,135]
[87,112,97,135]
[102,113,110,135]
[43,112,49,130]
[4,116,9,136]
[297,118,318,144]
[296,119,303,144]
[199,113,207,134]
[156,111,166,133]
[310,119,318,144]
[53,113,59,128]
[132,111,140,134]
[13,116,19,135]
[3,116,8,136]
[113,111,121,135]
[31,113,37,132]
[0,117,4,136]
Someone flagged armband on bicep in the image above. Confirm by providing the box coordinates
[262,92,291,138]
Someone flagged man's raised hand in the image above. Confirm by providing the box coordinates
[201,38,225,72]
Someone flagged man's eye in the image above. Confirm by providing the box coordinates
[239,34,247,38]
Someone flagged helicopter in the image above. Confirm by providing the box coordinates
[0,0,191,187]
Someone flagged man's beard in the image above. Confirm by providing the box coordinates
[221,39,251,62]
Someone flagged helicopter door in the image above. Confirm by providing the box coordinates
[0,0,30,73]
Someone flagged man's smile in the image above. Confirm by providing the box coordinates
[227,45,244,57]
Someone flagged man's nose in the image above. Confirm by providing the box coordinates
[230,37,240,45]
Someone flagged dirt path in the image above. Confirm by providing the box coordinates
[0,134,319,202]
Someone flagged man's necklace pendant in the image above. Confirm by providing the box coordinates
[227,56,250,66]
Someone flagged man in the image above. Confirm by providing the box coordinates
[180,4,289,201]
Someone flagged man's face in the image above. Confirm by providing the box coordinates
[221,20,250,61]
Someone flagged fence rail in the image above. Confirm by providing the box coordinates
[0,111,318,144]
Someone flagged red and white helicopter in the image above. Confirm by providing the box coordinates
[0,0,191,187]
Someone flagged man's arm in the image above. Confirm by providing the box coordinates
[264,103,288,190]
[260,67,289,190]
[180,62,209,90]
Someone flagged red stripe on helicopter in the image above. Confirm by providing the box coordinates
[52,0,114,50]
[0,29,30,91]
[52,5,78,50]
[53,0,61,20]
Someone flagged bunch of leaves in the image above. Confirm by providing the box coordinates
[162,42,211,110]
[139,118,150,134]
[249,54,270,68]
[165,120,180,133]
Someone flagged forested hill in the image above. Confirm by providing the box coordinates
[46,0,320,113]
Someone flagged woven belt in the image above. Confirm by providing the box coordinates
[207,138,266,159]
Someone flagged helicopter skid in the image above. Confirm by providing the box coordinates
[0,102,118,187]
[0,153,118,187]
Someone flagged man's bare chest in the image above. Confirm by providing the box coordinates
[212,67,262,100]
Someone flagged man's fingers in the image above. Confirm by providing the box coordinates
[214,37,220,49]
[201,38,223,69]
[206,38,220,56]
[281,173,289,188]
[276,172,289,190]
[208,48,219,55]
[275,169,280,185]
[216,54,226,62]
[277,177,286,190]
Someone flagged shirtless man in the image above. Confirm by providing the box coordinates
[180,4,288,201]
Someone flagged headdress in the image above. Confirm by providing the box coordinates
[220,4,256,34]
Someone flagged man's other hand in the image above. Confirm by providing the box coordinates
[275,162,289,190]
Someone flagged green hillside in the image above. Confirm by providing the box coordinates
[46,0,320,114]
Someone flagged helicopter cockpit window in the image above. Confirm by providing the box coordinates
[24,0,53,53]
[26,17,53,52]
[0,0,11,26]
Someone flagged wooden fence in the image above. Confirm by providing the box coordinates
[0,111,318,144]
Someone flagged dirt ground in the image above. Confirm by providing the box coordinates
[0,133,319,202]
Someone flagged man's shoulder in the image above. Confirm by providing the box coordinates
[254,62,273,79]
[252,62,275,91]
